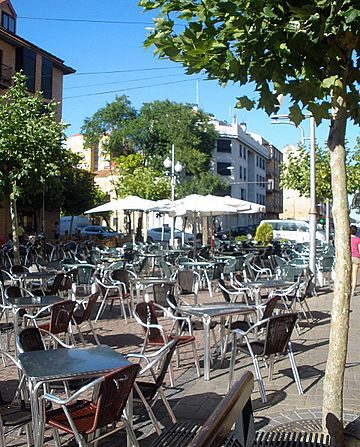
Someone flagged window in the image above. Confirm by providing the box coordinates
[217,139,231,153]
[244,168,247,180]
[239,145,242,158]
[217,162,232,176]
[41,57,53,99]
[16,47,36,93]
[241,188,246,200]
[239,166,242,179]
[244,148,247,159]
[1,12,15,33]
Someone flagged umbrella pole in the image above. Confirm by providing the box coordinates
[193,212,197,258]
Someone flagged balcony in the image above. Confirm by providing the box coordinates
[0,64,13,88]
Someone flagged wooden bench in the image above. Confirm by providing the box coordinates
[148,371,330,447]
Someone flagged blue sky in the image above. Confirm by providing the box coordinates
[12,0,359,152]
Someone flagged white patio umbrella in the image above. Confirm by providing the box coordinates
[85,196,157,243]
[84,195,156,214]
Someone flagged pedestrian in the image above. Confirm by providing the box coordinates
[350,225,360,296]
[18,223,25,243]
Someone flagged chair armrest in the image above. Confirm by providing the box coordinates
[39,328,74,349]
[22,302,55,320]
[41,375,104,405]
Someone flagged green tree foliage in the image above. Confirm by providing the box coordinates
[133,100,218,174]
[60,159,107,215]
[140,0,359,441]
[0,73,69,260]
[177,172,229,197]
[281,140,360,200]
[115,153,170,200]
[254,223,273,245]
[81,95,137,158]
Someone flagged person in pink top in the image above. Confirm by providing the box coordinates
[350,225,360,295]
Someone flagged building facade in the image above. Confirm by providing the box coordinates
[0,0,75,238]
[212,118,282,229]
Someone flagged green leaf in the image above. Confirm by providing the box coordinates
[288,103,305,126]
[235,96,255,111]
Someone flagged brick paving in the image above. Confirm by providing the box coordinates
[2,283,360,446]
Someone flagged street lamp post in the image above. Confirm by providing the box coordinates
[163,144,183,247]
[271,114,317,282]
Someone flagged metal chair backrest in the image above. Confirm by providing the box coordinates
[10,265,27,275]
[135,301,163,344]
[48,273,65,295]
[177,270,198,294]
[94,364,140,430]
[77,293,99,324]
[189,371,255,447]
[153,339,179,390]
[17,327,45,352]
[48,300,76,335]
[262,296,280,320]
[159,260,173,278]
[5,285,25,298]
[263,313,297,357]
[218,279,231,303]
[110,269,130,287]
[166,291,178,312]
[153,283,174,307]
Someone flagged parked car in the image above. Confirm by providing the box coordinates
[80,226,123,239]
[147,227,194,243]
[259,219,326,243]
[216,224,257,240]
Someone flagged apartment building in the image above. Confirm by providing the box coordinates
[248,133,283,219]
[0,0,75,237]
[212,118,282,228]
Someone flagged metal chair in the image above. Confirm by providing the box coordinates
[127,339,179,435]
[72,293,101,345]
[23,299,76,346]
[243,253,272,281]
[0,350,33,447]
[43,364,141,447]
[134,301,201,387]
[175,270,200,305]
[93,274,129,322]
[229,313,303,403]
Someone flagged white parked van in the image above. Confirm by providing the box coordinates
[259,219,326,243]
[60,216,90,235]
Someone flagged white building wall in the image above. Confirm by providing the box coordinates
[212,119,269,230]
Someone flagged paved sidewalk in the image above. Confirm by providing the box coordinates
[2,285,360,446]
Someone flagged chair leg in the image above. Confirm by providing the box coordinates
[228,332,238,389]
[191,341,201,378]
[120,298,128,323]
[158,388,177,423]
[88,321,101,345]
[52,428,62,447]
[134,383,162,435]
[268,355,275,381]
[25,422,33,447]
[123,418,140,447]
[288,345,303,395]
[0,418,6,447]
[253,355,267,403]
[95,298,107,322]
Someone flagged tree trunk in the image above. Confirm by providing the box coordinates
[9,196,21,265]
[322,99,351,446]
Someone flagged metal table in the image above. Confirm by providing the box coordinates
[19,345,133,447]
[177,303,256,380]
